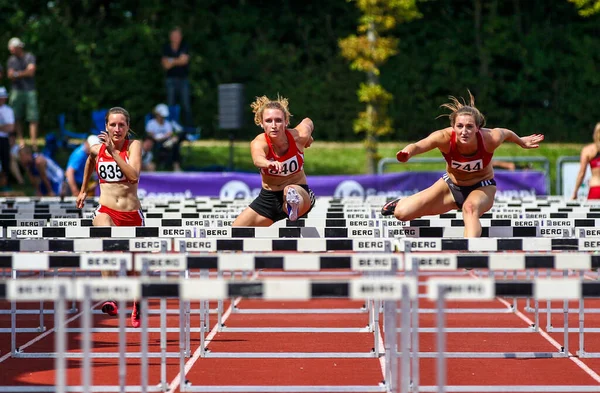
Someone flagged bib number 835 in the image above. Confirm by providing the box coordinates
[98,162,124,181]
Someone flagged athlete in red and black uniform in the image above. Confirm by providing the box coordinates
[381,91,544,237]
[233,95,315,226]
[572,123,600,200]
[76,107,144,327]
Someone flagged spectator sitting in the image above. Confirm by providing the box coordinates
[141,135,156,172]
[18,145,64,196]
[146,103,183,171]
[65,135,100,196]
[0,86,13,189]
[8,132,24,186]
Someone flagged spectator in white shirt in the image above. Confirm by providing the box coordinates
[145,104,182,171]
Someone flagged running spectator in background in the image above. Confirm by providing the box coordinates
[232,95,315,227]
[572,122,600,200]
[381,91,544,237]
[18,145,64,196]
[146,103,182,171]
[6,37,39,150]
[141,136,155,172]
[0,87,14,189]
[161,27,193,127]
[65,135,100,196]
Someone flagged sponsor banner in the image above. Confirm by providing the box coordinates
[137,170,548,198]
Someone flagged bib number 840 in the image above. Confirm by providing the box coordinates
[268,156,300,176]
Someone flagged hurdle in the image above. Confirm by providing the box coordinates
[412,277,600,393]
[0,276,418,393]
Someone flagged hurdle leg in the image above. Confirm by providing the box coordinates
[533,270,540,332]
[435,286,446,393]
[578,271,586,357]
[546,269,553,330]
[119,298,127,393]
[383,300,396,392]
[411,285,420,393]
[11,268,18,355]
[373,300,380,357]
[179,288,186,391]
[69,268,78,313]
[82,285,92,393]
[38,270,45,331]
[160,270,168,391]
[141,295,149,393]
[184,269,191,357]
[561,269,569,356]
[400,285,411,393]
[55,284,67,393]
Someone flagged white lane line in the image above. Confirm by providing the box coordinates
[496,296,600,384]
[0,301,103,364]
[168,271,259,393]
[166,297,241,393]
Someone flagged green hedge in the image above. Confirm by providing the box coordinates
[1,0,598,143]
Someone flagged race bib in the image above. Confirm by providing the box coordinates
[98,161,125,182]
[451,159,483,172]
[267,156,302,177]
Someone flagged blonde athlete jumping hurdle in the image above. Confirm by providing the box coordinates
[381,91,544,237]
[233,95,315,227]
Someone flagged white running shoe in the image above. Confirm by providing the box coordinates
[286,188,301,221]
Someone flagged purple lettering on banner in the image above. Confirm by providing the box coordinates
[137,171,547,198]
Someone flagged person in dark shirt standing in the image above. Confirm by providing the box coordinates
[161,27,192,128]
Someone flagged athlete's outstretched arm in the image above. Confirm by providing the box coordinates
[250,136,283,174]
[490,128,544,149]
[396,129,449,162]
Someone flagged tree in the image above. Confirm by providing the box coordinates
[339,0,421,174]
[568,0,600,16]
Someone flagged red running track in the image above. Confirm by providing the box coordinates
[1,283,600,391]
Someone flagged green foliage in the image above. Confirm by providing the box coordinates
[569,0,600,16]
[0,0,597,149]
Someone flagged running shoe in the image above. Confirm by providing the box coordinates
[286,188,301,221]
[381,197,401,216]
[131,301,141,328]
[101,300,118,316]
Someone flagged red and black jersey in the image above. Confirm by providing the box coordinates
[442,130,493,173]
[590,151,600,169]
[96,140,130,183]
[261,130,304,177]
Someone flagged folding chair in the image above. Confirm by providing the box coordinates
[90,109,108,135]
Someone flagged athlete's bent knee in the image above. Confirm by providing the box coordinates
[461,200,479,216]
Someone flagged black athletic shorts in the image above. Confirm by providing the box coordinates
[249,185,316,222]
[442,173,496,210]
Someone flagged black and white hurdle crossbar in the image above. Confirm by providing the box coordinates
[3,277,600,301]
[2,252,600,272]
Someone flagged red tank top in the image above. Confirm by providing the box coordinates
[261,130,304,177]
[96,140,130,183]
[442,130,493,173]
[590,151,600,169]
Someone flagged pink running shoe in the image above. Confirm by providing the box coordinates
[101,301,118,316]
[131,301,141,328]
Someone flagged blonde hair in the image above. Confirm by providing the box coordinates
[439,90,486,128]
[251,95,291,126]
[594,122,600,151]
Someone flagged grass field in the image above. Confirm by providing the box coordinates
[4,139,584,196]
